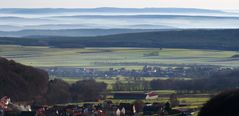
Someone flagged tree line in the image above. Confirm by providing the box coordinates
[112,79,150,91]
[1,29,239,50]
[150,69,239,93]
[110,68,239,93]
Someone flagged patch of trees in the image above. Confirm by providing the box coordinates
[150,69,239,93]
[0,29,239,50]
[46,79,107,105]
[199,89,239,116]
[231,54,239,58]
[70,79,107,102]
[0,57,107,105]
[112,77,150,91]
[46,79,71,105]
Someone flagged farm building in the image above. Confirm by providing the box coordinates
[113,92,159,100]
[146,92,159,100]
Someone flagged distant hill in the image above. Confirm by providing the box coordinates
[54,14,239,19]
[0,8,237,31]
[0,8,225,14]
[0,29,239,50]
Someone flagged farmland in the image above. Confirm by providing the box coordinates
[0,45,236,114]
[0,45,239,68]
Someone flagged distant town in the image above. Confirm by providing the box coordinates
[44,65,234,79]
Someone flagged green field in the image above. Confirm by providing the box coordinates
[62,77,171,90]
[0,45,239,69]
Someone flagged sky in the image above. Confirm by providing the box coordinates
[0,0,238,10]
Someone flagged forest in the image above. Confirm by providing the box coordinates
[0,29,239,50]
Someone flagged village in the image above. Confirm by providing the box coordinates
[44,64,230,79]
[0,91,197,116]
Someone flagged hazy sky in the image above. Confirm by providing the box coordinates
[0,0,238,9]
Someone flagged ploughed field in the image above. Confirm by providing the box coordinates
[0,45,239,69]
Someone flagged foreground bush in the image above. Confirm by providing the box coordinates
[199,89,239,116]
